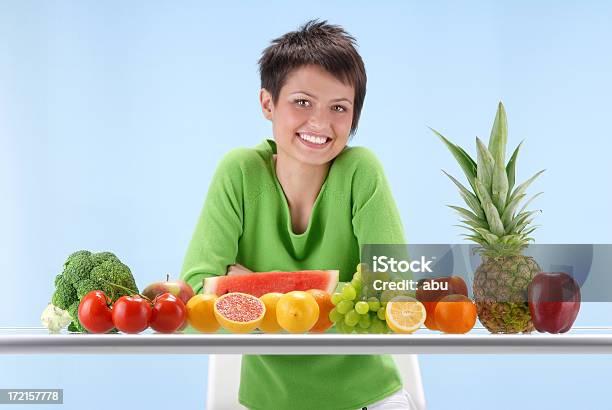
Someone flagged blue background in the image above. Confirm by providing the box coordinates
[2,1,611,409]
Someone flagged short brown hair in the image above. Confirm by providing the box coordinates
[258,19,367,137]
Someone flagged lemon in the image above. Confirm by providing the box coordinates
[276,291,319,333]
[385,296,426,334]
[259,292,283,333]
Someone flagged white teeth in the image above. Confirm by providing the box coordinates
[298,133,328,145]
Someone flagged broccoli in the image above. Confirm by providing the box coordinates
[67,321,81,333]
[90,261,137,299]
[46,250,139,333]
[63,250,91,268]
[51,276,76,310]
[63,251,94,284]
[67,301,85,333]
[75,279,97,299]
[91,251,120,267]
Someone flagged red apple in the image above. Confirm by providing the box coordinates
[528,272,581,334]
[416,276,468,330]
[143,274,195,304]
[143,274,195,330]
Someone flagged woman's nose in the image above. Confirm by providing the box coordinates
[307,105,331,130]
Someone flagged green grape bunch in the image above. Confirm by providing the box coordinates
[328,264,389,334]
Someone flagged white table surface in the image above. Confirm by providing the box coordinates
[2,326,612,354]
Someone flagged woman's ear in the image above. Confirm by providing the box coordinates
[259,88,274,121]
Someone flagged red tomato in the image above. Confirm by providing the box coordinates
[150,293,187,333]
[112,295,152,334]
[78,290,114,333]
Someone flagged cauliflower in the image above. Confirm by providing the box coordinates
[40,304,72,333]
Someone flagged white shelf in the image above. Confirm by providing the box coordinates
[2,327,612,354]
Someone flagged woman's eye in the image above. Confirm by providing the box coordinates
[295,99,310,107]
[333,105,347,112]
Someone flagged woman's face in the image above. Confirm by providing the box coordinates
[260,64,355,167]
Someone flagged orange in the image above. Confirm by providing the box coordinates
[276,291,319,333]
[186,294,220,333]
[259,292,283,333]
[434,294,477,334]
[385,296,426,334]
[415,276,469,331]
[421,301,438,330]
[306,289,334,333]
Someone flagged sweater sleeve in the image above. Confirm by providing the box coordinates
[351,148,406,245]
[180,149,245,294]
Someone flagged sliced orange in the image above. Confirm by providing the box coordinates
[385,296,426,334]
[214,292,265,333]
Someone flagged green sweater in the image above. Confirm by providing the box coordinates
[181,139,407,410]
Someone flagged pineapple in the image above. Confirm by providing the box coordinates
[432,102,544,333]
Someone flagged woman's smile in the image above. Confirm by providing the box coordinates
[295,132,333,150]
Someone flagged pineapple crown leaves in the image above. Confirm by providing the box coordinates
[476,137,494,193]
[432,102,545,253]
[429,127,477,192]
[488,102,508,165]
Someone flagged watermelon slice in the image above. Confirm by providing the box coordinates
[203,270,339,297]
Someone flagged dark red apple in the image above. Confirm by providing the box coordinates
[528,272,581,334]
[143,274,195,330]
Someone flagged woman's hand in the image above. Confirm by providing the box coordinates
[227,263,253,276]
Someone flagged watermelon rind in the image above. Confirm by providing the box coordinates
[203,270,339,297]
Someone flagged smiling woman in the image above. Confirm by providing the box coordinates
[259,63,359,236]
[180,19,411,410]
[3,1,612,410]
[261,64,355,165]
